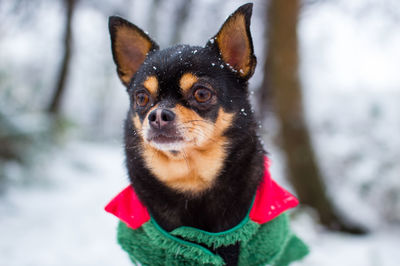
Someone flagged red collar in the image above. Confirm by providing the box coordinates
[105,156,299,230]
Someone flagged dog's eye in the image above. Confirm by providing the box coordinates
[193,87,212,103]
[136,92,149,107]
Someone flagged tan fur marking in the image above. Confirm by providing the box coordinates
[143,76,158,96]
[115,26,152,86]
[132,115,142,131]
[179,73,198,93]
[141,106,234,194]
[134,105,158,140]
[216,14,251,77]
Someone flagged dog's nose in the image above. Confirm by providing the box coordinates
[148,109,176,129]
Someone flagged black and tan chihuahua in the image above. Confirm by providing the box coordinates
[106,3,308,265]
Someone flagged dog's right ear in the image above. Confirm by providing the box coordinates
[109,16,159,88]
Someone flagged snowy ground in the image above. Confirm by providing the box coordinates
[0,141,399,266]
[0,142,131,266]
[292,210,400,266]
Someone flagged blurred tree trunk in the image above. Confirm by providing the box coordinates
[147,0,161,40]
[260,0,365,234]
[170,0,193,45]
[47,0,76,114]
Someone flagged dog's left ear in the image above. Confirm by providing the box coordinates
[206,3,256,80]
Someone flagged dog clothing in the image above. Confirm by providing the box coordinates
[105,157,309,265]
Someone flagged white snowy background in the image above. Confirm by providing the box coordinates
[1,0,399,265]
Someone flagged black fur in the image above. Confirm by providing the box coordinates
[113,3,265,233]
[214,243,241,266]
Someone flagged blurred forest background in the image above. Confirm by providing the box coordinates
[1,0,399,265]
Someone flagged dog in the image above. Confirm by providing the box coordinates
[105,3,308,265]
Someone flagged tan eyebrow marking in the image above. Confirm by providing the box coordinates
[179,73,198,93]
[143,76,158,96]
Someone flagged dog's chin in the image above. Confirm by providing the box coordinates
[146,135,186,151]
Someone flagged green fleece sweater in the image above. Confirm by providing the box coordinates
[105,157,309,265]
[117,212,308,266]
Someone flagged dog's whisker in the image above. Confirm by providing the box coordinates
[181,149,191,171]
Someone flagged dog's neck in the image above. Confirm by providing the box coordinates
[140,138,228,195]
[126,128,265,232]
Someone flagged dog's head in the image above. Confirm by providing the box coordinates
[109,3,258,194]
